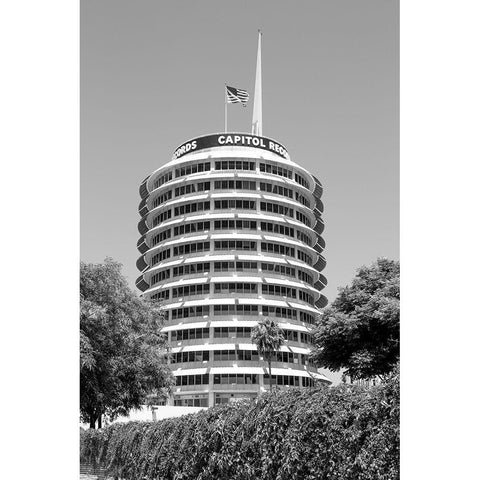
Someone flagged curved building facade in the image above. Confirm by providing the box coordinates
[136,133,329,407]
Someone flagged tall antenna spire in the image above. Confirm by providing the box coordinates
[252,30,262,136]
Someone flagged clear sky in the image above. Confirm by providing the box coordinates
[81,0,399,382]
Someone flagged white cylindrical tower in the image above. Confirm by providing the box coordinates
[137,133,329,407]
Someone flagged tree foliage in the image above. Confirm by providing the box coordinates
[80,258,174,428]
[310,258,399,380]
[80,369,399,480]
[251,318,285,391]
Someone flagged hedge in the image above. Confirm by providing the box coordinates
[80,371,399,480]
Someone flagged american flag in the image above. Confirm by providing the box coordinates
[226,85,249,106]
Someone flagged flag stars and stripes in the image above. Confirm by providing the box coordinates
[226,85,249,106]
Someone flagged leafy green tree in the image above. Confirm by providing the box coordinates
[310,258,399,380]
[80,258,174,428]
[251,318,285,391]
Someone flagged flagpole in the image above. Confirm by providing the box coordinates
[224,84,228,132]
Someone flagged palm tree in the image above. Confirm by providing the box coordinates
[251,318,285,392]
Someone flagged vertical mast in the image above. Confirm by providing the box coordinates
[252,30,262,136]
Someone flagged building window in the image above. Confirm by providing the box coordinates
[262,284,297,299]
[175,374,209,386]
[214,199,256,210]
[153,170,173,189]
[214,180,256,190]
[214,240,256,251]
[213,374,257,384]
[172,284,210,299]
[174,201,210,217]
[152,189,173,208]
[152,209,172,227]
[171,307,210,321]
[259,162,292,179]
[175,162,211,178]
[173,241,210,256]
[173,221,210,237]
[261,242,295,258]
[214,219,257,230]
[260,202,293,217]
[174,181,211,197]
[151,248,171,266]
[172,262,210,277]
[214,160,255,171]
[171,327,210,340]
[213,283,258,294]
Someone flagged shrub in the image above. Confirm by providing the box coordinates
[80,371,399,480]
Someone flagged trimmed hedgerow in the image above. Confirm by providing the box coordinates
[80,371,399,480]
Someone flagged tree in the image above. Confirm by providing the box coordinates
[80,258,174,428]
[251,318,285,391]
[310,258,399,380]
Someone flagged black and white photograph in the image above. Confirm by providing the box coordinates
[5,1,480,479]
[79,1,399,478]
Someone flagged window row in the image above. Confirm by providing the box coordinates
[214,240,256,251]
[174,201,210,216]
[152,201,313,228]
[153,171,173,190]
[151,248,171,266]
[213,374,258,385]
[175,374,210,386]
[298,270,314,285]
[171,351,210,364]
[217,260,312,280]
[172,349,308,365]
[169,326,312,344]
[296,229,312,246]
[297,250,314,266]
[214,199,256,210]
[172,262,210,278]
[150,269,171,286]
[152,240,315,261]
[215,160,255,171]
[151,163,311,192]
[174,181,210,197]
[294,173,310,189]
[214,283,258,294]
[214,261,258,272]
[264,375,315,387]
[150,290,170,301]
[151,228,171,247]
[173,241,210,256]
[260,222,295,238]
[262,284,298,300]
[261,241,295,257]
[260,182,294,199]
[259,162,292,179]
[296,211,311,228]
[166,304,316,324]
[172,284,210,299]
[152,209,172,227]
[214,219,257,230]
[174,396,208,407]
[150,223,313,251]
[174,220,210,236]
[214,180,256,190]
[260,262,296,278]
[171,327,210,341]
[260,201,294,218]
[174,373,314,387]
[152,189,172,208]
[175,162,211,178]
[152,182,212,211]
[171,306,210,321]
